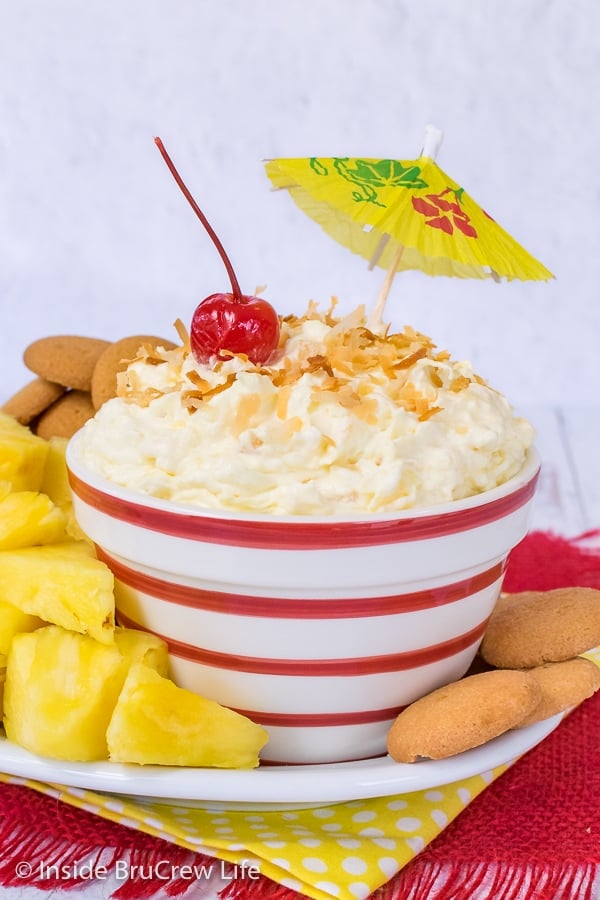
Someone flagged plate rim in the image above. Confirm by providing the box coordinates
[0,714,562,808]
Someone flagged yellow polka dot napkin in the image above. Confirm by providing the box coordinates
[0,764,510,900]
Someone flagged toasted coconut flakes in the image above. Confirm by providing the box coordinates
[338,388,362,409]
[414,397,434,417]
[389,381,435,418]
[377,347,402,380]
[134,388,166,408]
[352,397,380,424]
[307,355,334,377]
[418,405,442,421]
[313,383,362,410]
[185,370,212,392]
[313,375,348,395]
[200,373,238,400]
[393,347,429,370]
[219,350,251,364]
[355,380,375,398]
[127,306,473,424]
[284,416,304,437]
[186,372,212,394]
[181,392,204,414]
[133,342,173,366]
[324,296,340,325]
[276,384,291,420]
[115,371,129,396]
[233,393,261,435]
[272,359,304,387]
[182,389,205,401]
[327,304,366,340]
[173,318,190,350]
[403,325,423,341]
[450,375,472,392]
[117,367,147,399]
[302,300,321,320]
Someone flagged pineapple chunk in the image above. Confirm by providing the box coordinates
[107,664,269,768]
[0,599,46,655]
[113,626,170,676]
[3,625,127,761]
[0,653,6,721]
[0,414,48,492]
[40,436,71,508]
[0,491,68,550]
[40,436,87,542]
[0,542,115,644]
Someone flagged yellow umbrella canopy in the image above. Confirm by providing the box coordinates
[265,127,553,299]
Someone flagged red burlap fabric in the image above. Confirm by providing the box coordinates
[1,530,599,900]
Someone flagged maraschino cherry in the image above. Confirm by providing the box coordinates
[154,137,280,365]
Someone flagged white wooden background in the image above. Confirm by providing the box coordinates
[523,406,600,536]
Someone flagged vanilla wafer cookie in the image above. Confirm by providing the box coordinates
[386,669,541,762]
[515,657,600,727]
[1,377,66,425]
[479,588,600,668]
[23,336,110,392]
[35,390,96,440]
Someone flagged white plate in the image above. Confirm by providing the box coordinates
[0,715,562,811]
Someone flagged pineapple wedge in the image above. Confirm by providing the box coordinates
[40,436,71,508]
[107,663,269,768]
[0,541,115,644]
[0,599,46,655]
[0,413,48,492]
[3,625,127,760]
[40,436,87,542]
[113,626,170,676]
[0,491,69,550]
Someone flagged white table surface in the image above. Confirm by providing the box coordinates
[2,403,599,899]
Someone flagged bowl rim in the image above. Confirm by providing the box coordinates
[66,429,541,526]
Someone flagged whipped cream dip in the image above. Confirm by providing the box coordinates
[76,304,534,515]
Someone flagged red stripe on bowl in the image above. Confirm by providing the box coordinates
[116,610,486,675]
[68,468,538,550]
[227,706,405,728]
[102,546,504,617]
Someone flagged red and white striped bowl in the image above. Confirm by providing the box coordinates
[66,434,540,765]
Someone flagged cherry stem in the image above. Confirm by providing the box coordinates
[154,137,243,302]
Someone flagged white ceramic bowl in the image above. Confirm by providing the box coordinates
[66,433,540,765]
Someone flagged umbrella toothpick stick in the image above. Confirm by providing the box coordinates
[368,244,405,332]
[368,125,445,333]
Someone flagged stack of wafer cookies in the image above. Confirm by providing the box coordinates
[387,587,600,762]
[2,334,175,439]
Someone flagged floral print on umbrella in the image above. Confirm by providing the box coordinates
[412,187,478,238]
[310,157,429,206]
